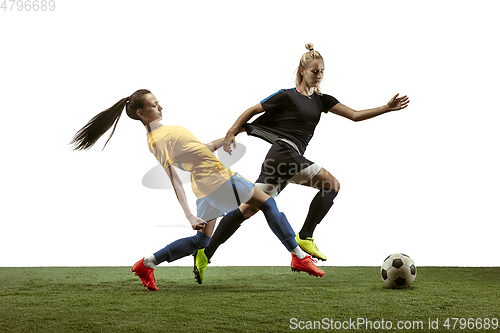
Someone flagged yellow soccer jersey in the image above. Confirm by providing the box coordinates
[147,125,235,198]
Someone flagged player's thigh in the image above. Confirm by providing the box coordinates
[239,181,286,219]
[243,186,270,212]
[200,219,217,237]
[289,165,339,192]
[238,203,260,219]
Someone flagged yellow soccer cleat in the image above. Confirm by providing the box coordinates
[295,233,327,261]
[193,249,210,284]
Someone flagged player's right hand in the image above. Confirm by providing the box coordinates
[188,216,207,230]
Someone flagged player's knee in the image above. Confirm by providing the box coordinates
[323,177,340,193]
[334,178,340,192]
[320,181,339,203]
[192,232,211,249]
[199,236,211,249]
[241,205,259,219]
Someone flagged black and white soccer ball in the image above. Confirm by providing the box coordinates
[381,253,416,288]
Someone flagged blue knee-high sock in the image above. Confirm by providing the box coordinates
[259,197,297,251]
[153,231,211,264]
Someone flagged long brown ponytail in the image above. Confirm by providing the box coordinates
[70,89,151,151]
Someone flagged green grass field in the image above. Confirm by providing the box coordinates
[0,266,498,332]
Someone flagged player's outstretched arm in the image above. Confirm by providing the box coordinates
[204,138,225,152]
[206,130,245,153]
[224,103,265,154]
[165,165,207,230]
[329,93,410,122]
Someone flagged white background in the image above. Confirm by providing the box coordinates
[1,0,499,267]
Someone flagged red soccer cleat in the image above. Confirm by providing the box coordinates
[132,258,159,291]
[291,254,325,277]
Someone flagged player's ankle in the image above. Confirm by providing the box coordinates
[143,255,157,269]
[290,246,307,259]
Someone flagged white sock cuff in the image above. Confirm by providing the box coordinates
[143,255,158,268]
[290,246,307,260]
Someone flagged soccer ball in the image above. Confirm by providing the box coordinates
[381,253,416,288]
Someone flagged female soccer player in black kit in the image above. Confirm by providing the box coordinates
[194,43,410,277]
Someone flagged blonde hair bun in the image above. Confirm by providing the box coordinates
[296,43,323,95]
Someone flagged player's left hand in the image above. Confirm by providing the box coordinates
[387,93,410,111]
[223,127,245,155]
[223,133,236,155]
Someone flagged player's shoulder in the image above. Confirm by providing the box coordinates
[261,88,294,103]
[279,88,296,96]
[164,125,191,134]
[316,92,340,110]
[154,125,195,141]
[318,91,336,98]
[313,91,338,102]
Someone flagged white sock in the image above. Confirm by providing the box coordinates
[290,246,307,260]
[143,255,157,269]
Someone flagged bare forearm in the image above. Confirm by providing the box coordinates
[166,166,207,230]
[227,104,262,135]
[223,104,264,154]
[352,105,390,122]
[331,94,409,122]
[167,167,193,218]
[205,138,225,152]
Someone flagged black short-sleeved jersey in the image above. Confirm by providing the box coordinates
[244,88,339,155]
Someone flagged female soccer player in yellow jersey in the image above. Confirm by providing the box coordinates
[201,43,410,266]
[70,89,324,291]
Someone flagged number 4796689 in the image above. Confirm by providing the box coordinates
[1,0,56,11]
[443,318,498,330]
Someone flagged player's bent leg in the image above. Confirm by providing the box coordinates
[203,209,247,262]
[302,168,339,242]
[201,192,261,263]
[192,219,216,284]
[246,190,296,251]
[246,189,324,276]
[203,181,279,257]
[154,231,212,264]
[199,218,216,237]
[203,182,279,261]
[238,203,260,219]
[289,166,340,261]
[311,167,340,192]
[290,165,340,192]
